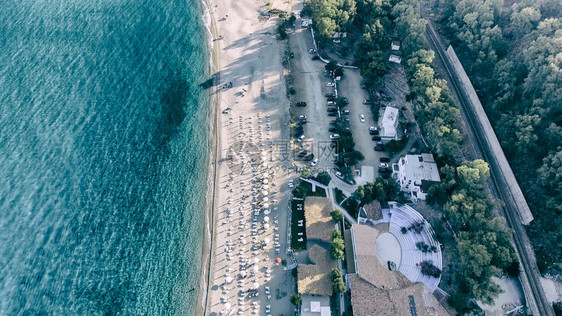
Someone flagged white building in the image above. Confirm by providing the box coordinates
[380,106,399,140]
[392,154,441,202]
[388,54,402,64]
[301,295,331,316]
[391,41,401,51]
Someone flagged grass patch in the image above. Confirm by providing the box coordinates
[291,199,307,250]
[292,181,327,198]
[334,188,346,204]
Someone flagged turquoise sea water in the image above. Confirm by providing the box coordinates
[0,0,210,314]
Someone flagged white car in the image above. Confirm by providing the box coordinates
[329,134,340,140]
[326,82,335,87]
[359,114,365,123]
[288,180,294,188]
[311,158,319,166]
[379,163,389,168]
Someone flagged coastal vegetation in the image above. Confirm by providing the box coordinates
[330,209,344,223]
[431,0,562,274]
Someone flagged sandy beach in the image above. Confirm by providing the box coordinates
[199,0,297,315]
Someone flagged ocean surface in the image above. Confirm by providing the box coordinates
[0,0,210,314]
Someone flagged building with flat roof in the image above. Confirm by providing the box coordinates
[392,154,440,202]
[301,295,331,316]
[380,106,399,140]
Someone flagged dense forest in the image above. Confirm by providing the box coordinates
[431,0,562,274]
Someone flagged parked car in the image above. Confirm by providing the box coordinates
[370,129,380,135]
[297,150,308,157]
[359,114,365,123]
[329,120,337,126]
[326,82,335,87]
[380,157,390,163]
[296,101,306,107]
[341,110,350,115]
[327,107,337,112]
[327,101,336,105]
[374,145,385,151]
[222,107,231,114]
[299,115,307,120]
[311,158,319,166]
[328,112,338,117]
[335,171,344,180]
[304,154,314,161]
[379,163,389,168]
[363,100,371,104]
[330,134,340,140]
[327,96,336,102]
[369,126,379,132]
[325,93,335,97]
[328,127,337,132]
[372,136,381,141]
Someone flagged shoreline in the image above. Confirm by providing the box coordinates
[196,0,221,314]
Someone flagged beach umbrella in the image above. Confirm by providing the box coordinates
[225,277,233,284]
[263,179,268,184]
[263,185,269,190]
[261,151,267,156]
[262,191,268,196]
[240,271,246,277]
[263,203,270,209]
[225,303,231,310]
[264,238,270,244]
[262,197,268,202]
[253,282,259,289]
[241,239,247,245]
[253,266,259,272]
[276,258,282,264]
[263,210,270,215]
[263,223,270,230]
[254,258,259,263]
[263,216,269,222]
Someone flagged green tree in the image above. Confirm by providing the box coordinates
[331,268,342,280]
[333,277,347,293]
[290,293,302,306]
[332,229,342,240]
[330,237,345,259]
[314,171,332,185]
[330,209,344,222]
[457,159,490,188]
[510,7,541,38]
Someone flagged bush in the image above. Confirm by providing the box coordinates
[290,294,302,306]
[277,22,287,39]
[419,260,441,277]
[289,86,296,94]
[330,209,343,223]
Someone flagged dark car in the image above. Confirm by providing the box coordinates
[297,150,308,157]
[380,157,390,163]
[327,96,336,102]
[369,129,379,135]
[304,154,315,161]
[341,110,350,115]
[325,93,335,98]
[327,107,337,112]
[328,127,337,132]
[329,120,336,126]
[372,136,381,141]
[296,102,307,107]
[375,145,385,151]
[378,167,392,173]
[328,112,338,117]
